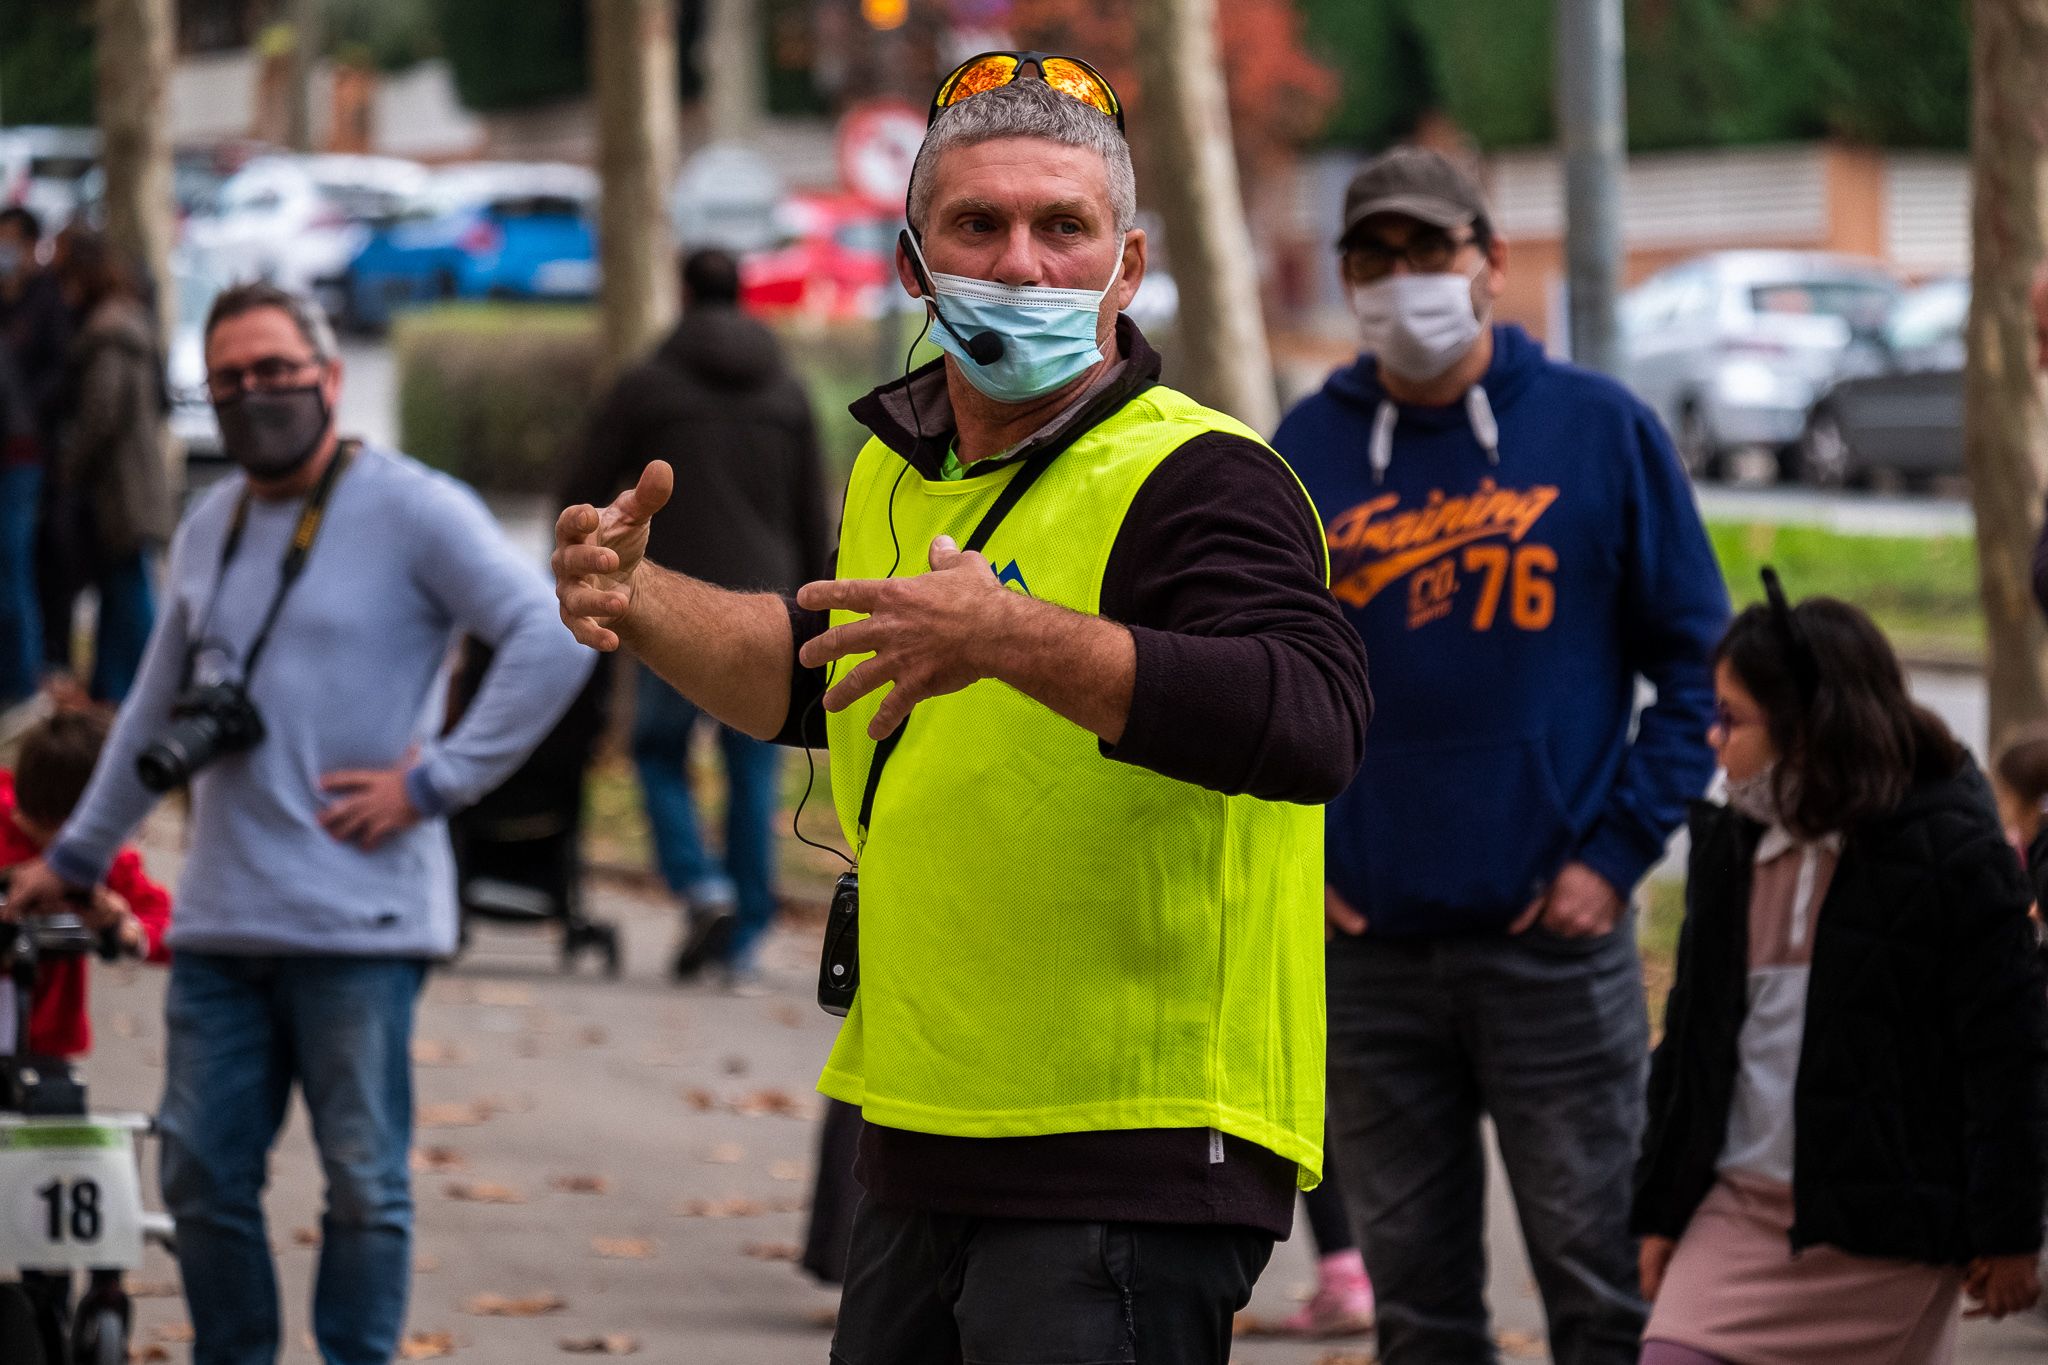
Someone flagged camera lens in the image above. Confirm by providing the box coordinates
[137,739,193,793]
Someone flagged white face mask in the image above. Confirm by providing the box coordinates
[1725,761,1783,826]
[1350,269,1485,383]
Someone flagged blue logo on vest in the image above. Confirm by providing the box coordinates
[995,560,1032,596]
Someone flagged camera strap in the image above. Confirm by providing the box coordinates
[853,446,1060,846]
[187,440,358,687]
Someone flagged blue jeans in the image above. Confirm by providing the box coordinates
[632,668,782,968]
[89,551,153,703]
[1325,920,1650,1365]
[159,953,427,1365]
[0,464,40,703]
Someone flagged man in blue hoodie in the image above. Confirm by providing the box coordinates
[1274,149,1728,1364]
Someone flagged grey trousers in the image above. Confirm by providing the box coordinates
[1325,919,1650,1365]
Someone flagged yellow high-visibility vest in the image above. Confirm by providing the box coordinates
[820,383,1329,1186]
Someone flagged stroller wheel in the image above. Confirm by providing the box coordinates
[600,927,623,979]
[72,1303,125,1365]
[0,1285,48,1365]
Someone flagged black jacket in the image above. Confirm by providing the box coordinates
[1633,758,2048,1264]
[561,304,827,595]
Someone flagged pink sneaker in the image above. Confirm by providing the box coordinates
[1282,1248,1376,1337]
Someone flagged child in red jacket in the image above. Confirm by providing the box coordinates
[0,709,169,1057]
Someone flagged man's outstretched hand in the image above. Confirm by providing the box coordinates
[797,535,1009,741]
[553,460,674,651]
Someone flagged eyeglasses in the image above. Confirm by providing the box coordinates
[207,355,322,403]
[930,51,1125,134]
[1711,700,1761,734]
[1344,227,1479,283]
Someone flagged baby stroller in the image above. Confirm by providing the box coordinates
[446,643,620,976]
[0,876,174,1364]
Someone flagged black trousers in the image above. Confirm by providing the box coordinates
[830,1200,1273,1365]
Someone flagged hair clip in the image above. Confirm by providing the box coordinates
[1760,566,1819,702]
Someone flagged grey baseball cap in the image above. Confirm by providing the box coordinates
[1337,147,1489,247]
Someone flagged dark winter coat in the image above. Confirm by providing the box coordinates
[1633,757,2048,1265]
[561,303,828,596]
[58,297,174,558]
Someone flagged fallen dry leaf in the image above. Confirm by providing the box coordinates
[154,1322,195,1344]
[398,1331,458,1359]
[417,1101,497,1129]
[463,1292,566,1317]
[415,1252,442,1273]
[702,1142,745,1164]
[741,1240,802,1262]
[579,1024,609,1046]
[411,1040,473,1067]
[549,1173,610,1195]
[674,1196,764,1219]
[444,1180,526,1205]
[411,1145,469,1174]
[291,1226,321,1247]
[129,1346,171,1362]
[765,1195,808,1214]
[805,1306,839,1330]
[771,1003,803,1029]
[730,1087,817,1120]
[680,1087,716,1111]
[1313,1354,1377,1365]
[557,1335,639,1355]
[126,1278,179,1298]
[591,1236,656,1259]
[769,1160,806,1182]
[472,983,535,1007]
[1495,1331,1544,1359]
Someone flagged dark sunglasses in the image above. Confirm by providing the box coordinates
[930,51,1125,134]
[1343,227,1479,282]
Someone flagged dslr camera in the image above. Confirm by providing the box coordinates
[136,682,266,793]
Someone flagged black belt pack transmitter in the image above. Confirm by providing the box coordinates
[818,870,860,1016]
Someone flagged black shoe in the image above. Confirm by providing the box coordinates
[671,907,735,982]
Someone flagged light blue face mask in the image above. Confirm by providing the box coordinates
[908,234,1123,404]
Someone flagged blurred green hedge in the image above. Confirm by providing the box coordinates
[393,302,934,498]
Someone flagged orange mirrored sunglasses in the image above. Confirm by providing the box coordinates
[929,51,1125,134]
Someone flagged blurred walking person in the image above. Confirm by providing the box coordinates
[1635,583,2044,1362]
[0,206,71,714]
[561,248,828,985]
[1274,148,1728,1364]
[47,232,174,702]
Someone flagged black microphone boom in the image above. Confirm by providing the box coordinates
[900,228,1006,366]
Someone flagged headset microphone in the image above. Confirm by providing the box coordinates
[899,230,1006,366]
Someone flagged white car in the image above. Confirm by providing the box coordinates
[0,126,99,231]
[183,154,429,307]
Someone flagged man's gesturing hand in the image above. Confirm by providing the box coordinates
[796,535,1007,741]
[553,460,674,651]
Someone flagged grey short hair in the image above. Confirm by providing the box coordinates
[908,79,1136,237]
[203,281,338,362]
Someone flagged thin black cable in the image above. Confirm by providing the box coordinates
[786,317,931,867]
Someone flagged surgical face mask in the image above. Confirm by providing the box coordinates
[1725,761,1784,826]
[913,237,1122,404]
[215,385,331,480]
[1350,268,1485,383]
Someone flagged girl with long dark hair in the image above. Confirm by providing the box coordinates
[1633,579,2046,1363]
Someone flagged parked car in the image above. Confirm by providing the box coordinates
[0,126,99,230]
[167,257,230,496]
[739,192,897,321]
[74,142,275,236]
[1619,251,1900,480]
[1798,277,1966,488]
[182,154,428,309]
[333,163,599,331]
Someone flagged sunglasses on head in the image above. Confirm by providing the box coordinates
[930,51,1125,134]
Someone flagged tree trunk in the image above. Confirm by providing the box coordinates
[285,0,322,152]
[702,0,764,146]
[1962,0,2048,747]
[1134,0,1277,434]
[591,0,682,380]
[94,0,176,351]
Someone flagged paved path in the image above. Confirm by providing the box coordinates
[71,811,2047,1364]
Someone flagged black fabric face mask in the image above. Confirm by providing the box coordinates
[215,385,331,480]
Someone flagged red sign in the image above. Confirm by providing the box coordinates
[837,99,926,213]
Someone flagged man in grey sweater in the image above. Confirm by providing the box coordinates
[9,283,591,1365]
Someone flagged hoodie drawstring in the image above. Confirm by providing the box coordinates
[1368,384,1500,485]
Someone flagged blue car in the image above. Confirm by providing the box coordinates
[333,163,599,331]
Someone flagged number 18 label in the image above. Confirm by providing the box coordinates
[0,1122,145,1270]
